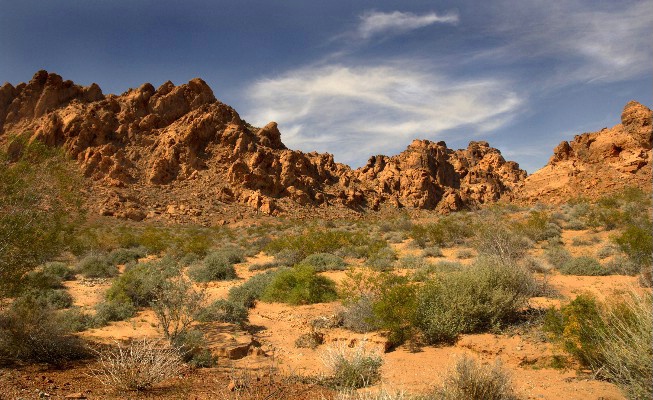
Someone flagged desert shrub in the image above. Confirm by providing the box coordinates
[559,256,608,276]
[544,245,572,268]
[248,260,280,271]
[93,339,183,391]
[77,253,118,278]
[266,229,386,261]
[301,253,348,272]
[195,299,248,325]
[455,249,474,259]
[397,255,432,270]
[171,329,217,368]
[59,307,95,332]
[228,269,281,308]
[614,224,653,267]
[151,276,205,340]
[423,245,443,257]
[340,294,379,333]
[262,265,338,305]
[106,246,147,266]
[416,258,537,344]
[434,356,518,400]
[597,243,619,259]
[384,231,407,244]
[412,261,464,282]
[94,299,136,326]
[603,255,640,276]
[23,268,64,290]
[544,292,652,399]
[371,274,418,345]
[273,248,305,266]
[410,214,476,248]
[43,261,75,280]
[321,340,383,389]
[105,261,174,310]
[0,299,88,364]
[15,288,73,309]
[515,210,561,242]
[366,247,397,271]
[519,256,551,274]
[0,136,83,297]
[473,223,531,265]
[595,293,652,399]
[188,252,238,282]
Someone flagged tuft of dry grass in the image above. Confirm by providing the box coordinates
[433,355,518,400]
[321,339,383,389]
[92,339,183,391]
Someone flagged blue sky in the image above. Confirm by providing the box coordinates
[1,0,651,172]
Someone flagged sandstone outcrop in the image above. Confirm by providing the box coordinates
[518,101,652,203]
[12,70,635,223]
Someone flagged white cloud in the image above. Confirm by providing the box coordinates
[245,63,521,166]
[474,1,653,87]
[356,10,458,40]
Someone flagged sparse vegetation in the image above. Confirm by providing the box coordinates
[322,340,383,389]
[195,299,248,325]
[559,256,608,276]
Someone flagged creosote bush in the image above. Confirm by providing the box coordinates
[416,258,537,344]
[188,251,238,282]
[93,339,183,391]
[77,253,118,278]
[228,269,280,308]
[262,265,338,305]
[321,340,383,389]
[300,253,348,271]
[151,276,205,340]
[195,299,248,326]
[559,256,608,276]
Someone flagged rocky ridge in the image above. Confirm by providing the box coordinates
[1,71,649,223]
[517,101,652,203]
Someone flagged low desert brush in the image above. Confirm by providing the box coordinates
[92,339,183,391]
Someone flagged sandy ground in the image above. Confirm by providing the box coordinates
[1,227,645,399]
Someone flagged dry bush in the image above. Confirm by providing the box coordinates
[331,388,409,400]
[321,339,383,389]
[434,356,518,400]
[92,339,183,391]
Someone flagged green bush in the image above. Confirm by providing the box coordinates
[105,257,179,307]
[14,289,74,309]
[171,329,217,368]
[94,299,136,326]
[228,269,281,308]
[43,261,76,280]
[423,245,443,257]
[410,214,476,248]
[262,265,338,305]
[544,245,572,268]
[366,247,397,271]
[195,299,248,326]
[559,256,608,276]
[0,299,88,364]
[614,224,653,267]
[416,258,537,344]
[0,136,83,297]
[188,252,238,282]
[371,274,417,346]
[301,253,348,271]
[77,254,118,278]
[544,292,652,399]
[23,268,65,290]
[150,276,205,340]
[434,356,518,400]
[396,255,432,270]
[106,246,147,266]
[266,229,386,261]
[515,211,561,242]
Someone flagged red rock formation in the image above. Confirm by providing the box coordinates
[0,71,529,222]
[518,101,652,203]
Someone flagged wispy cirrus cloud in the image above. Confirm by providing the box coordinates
[246,63,520,166]
[356,10,458,40]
